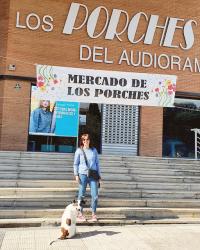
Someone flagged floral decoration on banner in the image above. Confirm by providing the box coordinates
[36,65,60,93]
[153,79,176,107]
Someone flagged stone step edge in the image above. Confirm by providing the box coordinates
[2,187,200,193]
[0,151,198,159]
[0,158,198,163]
[2,179,200,186]
[0,152,193,157]
[2,173,200,179]
[1,198,200,203]
[1,207,200,212]
[1,217,200,228]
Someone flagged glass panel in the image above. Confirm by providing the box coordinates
[28,135,76,153]
[28,102,102,153]
[79,103,102,153]
[163,98,200,158]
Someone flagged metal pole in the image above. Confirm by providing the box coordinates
[195,130,197,160]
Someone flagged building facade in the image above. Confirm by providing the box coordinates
[0,0,200,157]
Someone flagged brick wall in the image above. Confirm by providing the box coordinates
[3,0,200,93]
[139,107,163,157]
[0,82,4,146]
[0,79,31,151]
[0,0,10,148]
[0,0,200,154]
[0,0,10,74]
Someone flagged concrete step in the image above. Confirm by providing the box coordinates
[1,188,200,199]
[2,217,200,228]
[136,182,200,191]
[2,180,200,192]
[2,164,200,175]
[1,164,200,175]
[1,197,200,209]
[141,190,200,199]
[0,198,147,209]
[0,180,77,188]
[0,166,129,174]
[0,173,133,181]
[2,171,200,182]
[130,169,200,176]
[133,175,200,183]
[0,197,200,209]
[0,190,143,203]
[1,192,200,203]
[0,151,199,165]
[1,207,200,221]
[0,151,198,162]
[126,160,200,166]
[0,151,200,228]
[1,163,199,171]
[125,157,200,165]
[0,187,140,196]
[0,159,199,167]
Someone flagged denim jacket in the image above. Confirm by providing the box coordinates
[29,108,52,133]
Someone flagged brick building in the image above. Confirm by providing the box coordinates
[0,0,200,157]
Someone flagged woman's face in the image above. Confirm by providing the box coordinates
[82,136,90,148]
[41,100,50,108]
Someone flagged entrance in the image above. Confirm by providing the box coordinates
[163,98,200,158]
[101,104,139,155]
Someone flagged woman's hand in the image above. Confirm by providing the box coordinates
[75,175,79,182]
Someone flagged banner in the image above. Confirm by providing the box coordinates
[35,65,177,107]
[29,86,79,137]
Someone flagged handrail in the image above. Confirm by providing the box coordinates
[191,128,200,159]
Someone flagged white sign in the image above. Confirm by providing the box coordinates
[35,65,177,107]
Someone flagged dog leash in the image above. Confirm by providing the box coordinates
[49,238,59,246]
[49,236,64,246]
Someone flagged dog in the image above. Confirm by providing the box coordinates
[50,199,86,245]
[60,200,80,239]
[50,200,80,245]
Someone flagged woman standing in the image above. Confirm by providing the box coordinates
[73,133,101,222]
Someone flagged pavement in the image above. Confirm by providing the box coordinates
[0,224,200,250]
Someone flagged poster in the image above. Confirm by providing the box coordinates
[29,86,79,137]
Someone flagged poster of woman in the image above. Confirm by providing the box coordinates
[29,86,79,137]
[29,100,53,134]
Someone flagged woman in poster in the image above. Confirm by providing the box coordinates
[29,100,52,134]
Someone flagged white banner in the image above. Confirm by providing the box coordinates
[35,65,177,107]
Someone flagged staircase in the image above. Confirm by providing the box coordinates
[0,151,200,227]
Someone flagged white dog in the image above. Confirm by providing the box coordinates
[60,201,80,239]
[50,200,86,245]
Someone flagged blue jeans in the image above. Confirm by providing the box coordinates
[78,174,98,213]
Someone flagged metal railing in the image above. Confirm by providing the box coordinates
[191,128,200,159]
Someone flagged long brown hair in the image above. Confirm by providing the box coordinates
[79,133,91,148]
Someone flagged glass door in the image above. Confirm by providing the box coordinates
[163,98,200,158]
